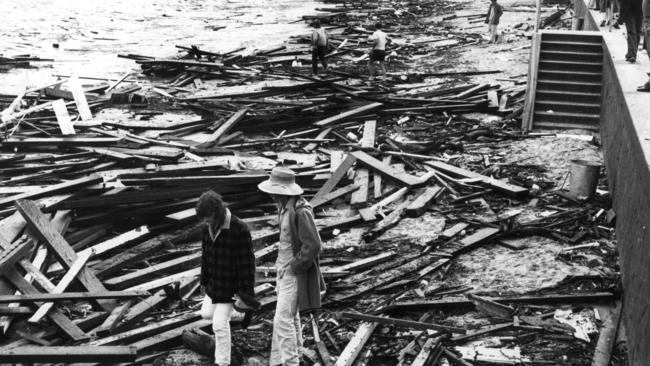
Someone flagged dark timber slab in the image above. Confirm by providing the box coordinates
[341,312,466,334]
[0,291,148,303]
[0,346,137,363]
[405,185,443,217]
[0,175,102,209]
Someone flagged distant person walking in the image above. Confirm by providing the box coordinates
[638,0,650,90]
[368,22,391,80]
[617,0,643,62]
[485,0,504,43]
[311,20,329,75]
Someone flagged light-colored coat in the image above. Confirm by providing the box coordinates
[286,197,326,311]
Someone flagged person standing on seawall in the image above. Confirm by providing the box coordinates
[616,0,642,62]
[258,167,325,366]
[638,0,650,90]
[196,190,259,366]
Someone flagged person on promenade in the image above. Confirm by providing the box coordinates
[617,0,643,62]
[638,0,650,90]
[485,0,503,43]
[311,20,329,75]
[196,190,259,366]
[368,22,391,80]
[258,167,325,366]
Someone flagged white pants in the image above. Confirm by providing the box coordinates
[199,296,233,366]
[270,273,303,366]
[489,24,498,43]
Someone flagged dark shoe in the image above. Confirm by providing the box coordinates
[613,23,620,29]
[636,82,650,91]
[626,57,636,63]
[600,20,606,26]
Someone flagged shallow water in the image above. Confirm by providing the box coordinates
[0,0,320,93]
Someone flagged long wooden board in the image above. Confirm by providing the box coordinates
[425,161,528,197]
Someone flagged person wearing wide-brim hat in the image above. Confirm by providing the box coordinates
[258,167,325,366]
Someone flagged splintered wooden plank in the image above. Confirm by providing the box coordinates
[91,312,201,346]
[451,227,500,255]
[341,313,466,334]
[439,222,469,240]
[0,291,147,303]
[359,187,408,221]
[592,303,622,366]
[411,337,438,366]
[331,252,396,273]
[310,154,357,204]
[0,175,102,209]
[91,300,133,336]
[114,289,167,333]
[124,268,201,292]
[14,200,109,308]
[314,102,383,127]
[425,161,528,197]
[405,185,443,217]
[93,234,169,279]
[334,322,378,366]
[350,151,421,187]
[350,121,377,206]
[0,346,137,363]
[29,249,94,323]
[104,252,201,290]
[305,127,333,152]
[3,271,88,341]
[131,319,211,353]
[209,107,248,143]
[310,184,360,209]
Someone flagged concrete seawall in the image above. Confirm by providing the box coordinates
[573,1,650,364]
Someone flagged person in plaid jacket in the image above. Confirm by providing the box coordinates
[197,190,259,366]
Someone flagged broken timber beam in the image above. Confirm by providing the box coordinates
[351,151,421,187]
[310,154,356,204]
[0,291,148,303]
[14,199,111,310]
[0,346,137,363]
[208,107,248,143]
[592,303,622,366]
[405,185,443,217]
[0,175,102,209]
[386,292,617,312]
[334,322,377,366]
[341,312,466,334]
[425,161,528,197]
[310,184,359,209]
[314,102,383,127]
[350,120,376,206]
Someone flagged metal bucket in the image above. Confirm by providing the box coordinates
[569,159,601,200]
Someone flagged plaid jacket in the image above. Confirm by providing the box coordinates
[200,215,256,304]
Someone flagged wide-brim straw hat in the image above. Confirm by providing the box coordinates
[258,167,304,196]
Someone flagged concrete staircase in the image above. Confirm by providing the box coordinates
[523,31,603,131]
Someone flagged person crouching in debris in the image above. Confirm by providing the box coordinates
[368,22,391,81]
[258,167,325,366]
[196,190,259,366]
[311,19,329,75]
[485,0,504,43]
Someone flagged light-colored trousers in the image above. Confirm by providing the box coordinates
[199,295,233,366]
[270,272,303,366]
[489,24,498,43]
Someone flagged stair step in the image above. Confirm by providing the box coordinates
[535,111,600,120]
[538,69,601,77]
[535,100,600,108]
[538,70,601,83]
[541,40,602,47]
[537,79,602,93]
[536,89,601,103]
[539,59,602,72]
[534,121,600,131]
[541,32,603,44]
[540,50,602,62]
[535,100,600,114]
[541,40,602,52]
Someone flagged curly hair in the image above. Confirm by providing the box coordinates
[196,190,226,219]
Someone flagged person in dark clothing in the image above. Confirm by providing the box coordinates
[638,0,650,90]
[196,190,258,366]
[618,0,644,62]
[485,0,504,43]
[311,20,328,75]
